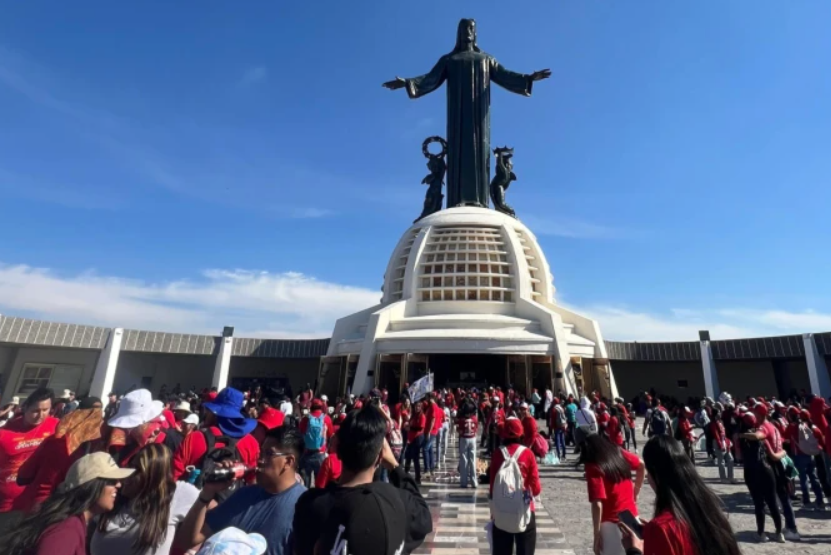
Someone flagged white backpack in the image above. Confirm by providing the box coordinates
[798,423,821,456]
[489,446,532,533]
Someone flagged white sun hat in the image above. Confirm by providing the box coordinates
[108,389,164,429]
[183,413,200,426]
[174,400,192,413]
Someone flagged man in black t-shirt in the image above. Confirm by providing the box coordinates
[293,406,432,555]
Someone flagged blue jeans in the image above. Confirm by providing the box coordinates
[423,434,436,472]
[458,437,478,488]
[436,426,448,463]
[300,452,325,488]
[795,454,825,506]
[553,428,566,459]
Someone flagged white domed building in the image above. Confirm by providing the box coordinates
[322,206,619,400]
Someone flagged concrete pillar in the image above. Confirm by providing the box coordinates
[803,334,831,399]
[212,328,234,390]
[89,328,124,399]
[699,338,720,400]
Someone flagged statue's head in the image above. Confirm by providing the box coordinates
[453,19,480,52]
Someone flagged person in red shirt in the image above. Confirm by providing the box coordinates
[674,407,695,463]
[405,402,426,484]
[596,403,610,434]
[605,407,625,447]
[0,452,134,555]
[789,409,826,510]
[456,399,479,488]
[518,403,537,449]
[580,433,644,555]
[298,398,334,487]
[619,435,741,555]
[171,387,260,484]
[488,399,506,455]
[422,396,443,478]
[708,410,735,484]
[315,436,342,489]
[0,387,59,528]
[14,397,104,513]
[489,418,541,555]
[252,406,285,445]
[107,389,183,467]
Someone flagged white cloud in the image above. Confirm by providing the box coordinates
[0,264,380,337]
[239,66,267,87]
[572,305,831,341]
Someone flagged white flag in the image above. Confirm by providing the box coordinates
[408,373,433,402]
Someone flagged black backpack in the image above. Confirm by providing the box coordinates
[194,430,243,502]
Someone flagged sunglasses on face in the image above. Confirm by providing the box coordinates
[258,450,291,462]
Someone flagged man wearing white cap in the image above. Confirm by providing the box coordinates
[108,389,183,466]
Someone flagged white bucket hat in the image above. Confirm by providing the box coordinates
[196,527,267,555]
[108,389,164,429]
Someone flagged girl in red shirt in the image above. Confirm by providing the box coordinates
[620,435,741,555]
[404,403,426,484]
[489,419,541,555]
[580,433,644,555]
[674,408,695,464]
[605,407,625,447]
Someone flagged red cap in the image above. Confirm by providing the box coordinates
[597,402,607,412]
[752,404,768,419]
[503,418,524,439]
[787,406,800,417]
[354,400,363,410]
[742,413,757,427]
[553,398,560,405]
[799,409,813,423]
[257,407,285,430]
[311,398,325,411]
[207,391,218,401]
[337,413,347,423]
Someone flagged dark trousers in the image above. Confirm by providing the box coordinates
[745,463,782,535]
[493,512,536,555]
[705,428,714,459]
[566,422,575,446]
[405,434,424,483]
[628,427,638,451]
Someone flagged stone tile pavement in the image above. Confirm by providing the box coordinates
[406,424,831,554]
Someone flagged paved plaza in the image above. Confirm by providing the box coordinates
[413,427,831,555]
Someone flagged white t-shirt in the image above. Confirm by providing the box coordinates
[280,401,293,415]
[90,482,200,555]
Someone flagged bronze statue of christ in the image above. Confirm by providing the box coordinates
[384,18,550,208]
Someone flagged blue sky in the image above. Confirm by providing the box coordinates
[1,1,830,340]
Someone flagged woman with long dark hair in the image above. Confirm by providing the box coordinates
[580,434,644,555]
[620,435,741,555]
[91,443,199,554]
[0,452,133,555]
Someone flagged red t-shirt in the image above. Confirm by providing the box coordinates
[409,412,427,439]
[457,416,478,438]
[299,411,335,453]
[642,510,699,555]
[171,427,260,482]
[162,409,177,429]
[521,416,538,448]
[606,416,624,446]
[13,434,86,512]
[316,452,342,489]
[0,416,59,511]
[759,421,782,455]
[30,514,87,555]
[585,448,641,523]
[489,444,541,510]
[596,412,610,431]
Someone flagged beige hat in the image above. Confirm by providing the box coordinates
[58,452,135,493]
[174,400,192,413]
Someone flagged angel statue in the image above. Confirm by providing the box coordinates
[490,146,517,218]
[415,136,447,222]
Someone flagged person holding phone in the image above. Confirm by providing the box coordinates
[618,435,740,555]
[580,434,644,555]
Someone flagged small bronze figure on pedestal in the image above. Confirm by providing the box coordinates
[490,146,517,218]
[415,136,447,222]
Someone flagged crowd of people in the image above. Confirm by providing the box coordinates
[0,379,828,555]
